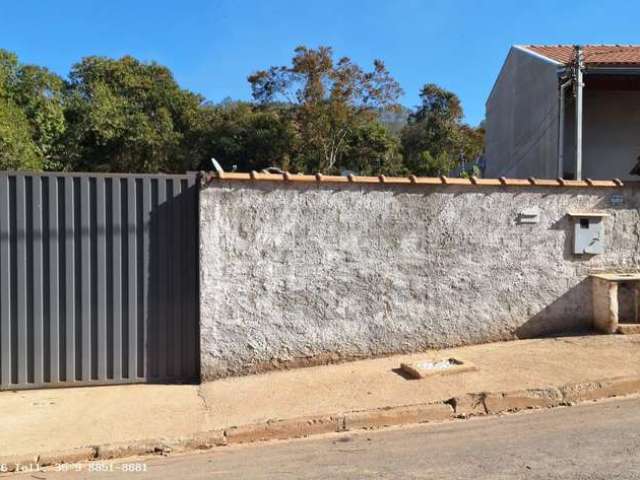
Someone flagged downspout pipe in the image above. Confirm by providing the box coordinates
[558,79,572,178]
[575,46,585,180]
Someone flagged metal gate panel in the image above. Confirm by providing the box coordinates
[0,172,199,390]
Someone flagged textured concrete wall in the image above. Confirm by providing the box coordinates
[200,181,640,380]
[485,47,560,179]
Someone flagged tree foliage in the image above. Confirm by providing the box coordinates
[248,46,403,173]
[0,99,41,170]
[0,49,65,170]
[401,83,484,176]
[341,122,404,175]
[62,56,204,172]
[186,101,297,172]
[0,48,484,177]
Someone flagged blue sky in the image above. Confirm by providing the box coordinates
[2,0,639,125]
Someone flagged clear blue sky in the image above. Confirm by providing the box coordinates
[2,0,639,126]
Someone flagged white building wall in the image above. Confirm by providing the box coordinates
[563,90,640,180]
[485,47,561,178]
[200,180,640,380]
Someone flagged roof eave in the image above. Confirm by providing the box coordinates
[486,46,566,108]
[513,45,565,66]
[585,65,640,73]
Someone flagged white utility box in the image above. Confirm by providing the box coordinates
[567,211,609,255]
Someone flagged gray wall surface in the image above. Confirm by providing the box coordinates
[199,180,640,380]
[0,172,200,390]
[485,47,561,179]
[562,90,640,180]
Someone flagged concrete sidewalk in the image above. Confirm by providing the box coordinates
[2,334,640,465]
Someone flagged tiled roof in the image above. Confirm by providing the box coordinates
[524,45,640,66]
[203,171,625,189]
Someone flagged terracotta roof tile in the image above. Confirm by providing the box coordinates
[524,45,640,66]
[203,171,626,189]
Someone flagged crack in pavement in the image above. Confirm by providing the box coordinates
[196,386,212,413]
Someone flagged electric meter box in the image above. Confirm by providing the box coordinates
[567,212,608,255]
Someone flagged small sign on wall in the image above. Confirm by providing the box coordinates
[518,207,540,224]
[609,193,624,206]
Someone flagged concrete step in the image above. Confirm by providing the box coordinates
[617,324,640,335]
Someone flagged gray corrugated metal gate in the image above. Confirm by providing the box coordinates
[0,172,199,390]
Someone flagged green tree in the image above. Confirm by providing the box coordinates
[459,123,484,164]
[341,122,404,175]
[401,83,483,176]
[0,49,65,170]
[186,101,298,172]
[14,65,66,170]
[0,99,41,169]
[0,50,18,95]
[63,56,204,172]
[248,46,403,173]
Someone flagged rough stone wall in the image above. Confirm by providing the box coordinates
[200,181,640,380]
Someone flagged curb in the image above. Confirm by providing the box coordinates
[225,415,344,444]
[2,375,640,471]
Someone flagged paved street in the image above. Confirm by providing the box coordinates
[15,396,640,480]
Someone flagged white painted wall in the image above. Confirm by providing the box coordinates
[485,47,561,178]
[199,181,640,380]
[487,48,640,180]
[563,90,640,180]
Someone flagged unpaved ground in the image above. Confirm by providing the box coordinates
[2,335,639,460]
[14,396,640,480]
